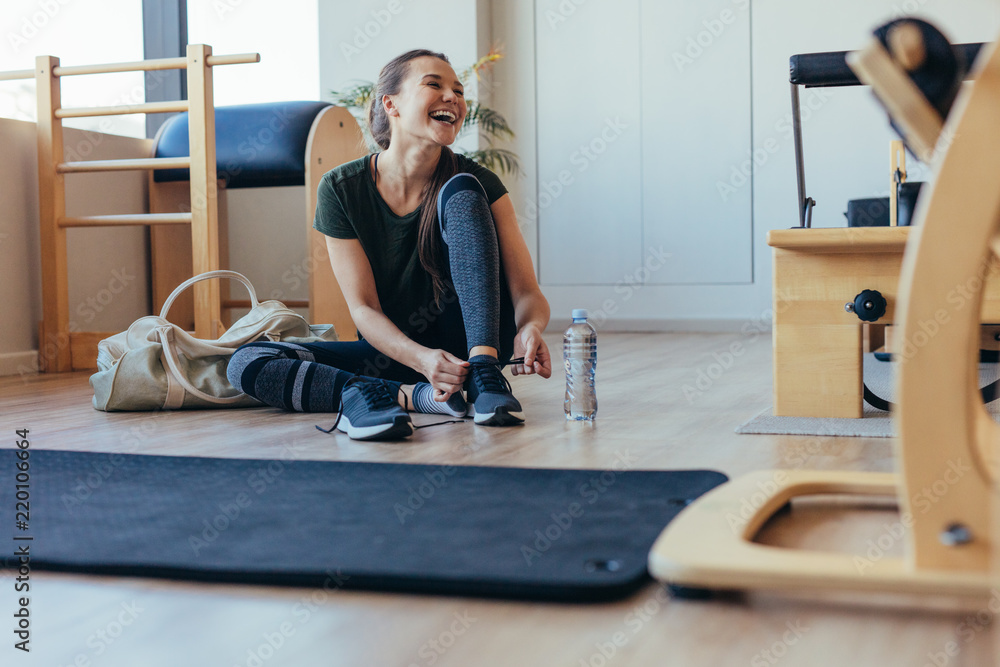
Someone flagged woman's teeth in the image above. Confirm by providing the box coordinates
[429,110,456,124]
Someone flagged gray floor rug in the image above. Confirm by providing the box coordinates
[737,354,1000,438]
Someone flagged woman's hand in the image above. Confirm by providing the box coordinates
[511,324,553,378]
[416,348,470,399]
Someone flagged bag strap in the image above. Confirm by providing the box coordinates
[160,270,259,321]
[157,325,248,406]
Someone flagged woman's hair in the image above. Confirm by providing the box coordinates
[368,49,457,305]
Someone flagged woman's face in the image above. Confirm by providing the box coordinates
[387,56,467,147]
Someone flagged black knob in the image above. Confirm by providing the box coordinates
[847,289,887,322]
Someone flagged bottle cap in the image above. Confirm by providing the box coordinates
[571,309,588,320]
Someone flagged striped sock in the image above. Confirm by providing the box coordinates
[228,342,353,412]
[411,382,468,417]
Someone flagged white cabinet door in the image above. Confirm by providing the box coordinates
[535,0,643,285]
[534,0,752,287]
[641,0,753,284]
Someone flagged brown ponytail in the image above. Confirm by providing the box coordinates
[367,49,456,306]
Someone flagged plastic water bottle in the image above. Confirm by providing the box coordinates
[564,309,597,421]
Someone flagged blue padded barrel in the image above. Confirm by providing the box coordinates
[153,101,332,189]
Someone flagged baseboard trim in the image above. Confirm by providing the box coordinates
[0,350,39,377]
[545,318,764,334]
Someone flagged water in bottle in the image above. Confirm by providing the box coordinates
[564,309,597,421]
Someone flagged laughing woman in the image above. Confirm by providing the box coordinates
[227,49,552,441]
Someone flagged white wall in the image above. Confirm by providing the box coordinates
[494,0,1000,330]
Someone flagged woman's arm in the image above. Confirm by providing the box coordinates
[325,236,469,395]
[491,194,553,377]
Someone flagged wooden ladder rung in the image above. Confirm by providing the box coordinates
[57,157,191,173]
[50,52,259,78]
[56,100,189,119]
[59,213,193,228]
[0,69,33,81]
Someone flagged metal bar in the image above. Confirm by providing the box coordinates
[57,157,191,173]
[55,100,189,118]
[791,82,813,228]
[59,213,192,227]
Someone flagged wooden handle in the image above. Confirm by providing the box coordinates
[888,22,927,72]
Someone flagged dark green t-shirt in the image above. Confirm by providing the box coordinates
[313,153,508,337]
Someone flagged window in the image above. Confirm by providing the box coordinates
[187,0,319,106]
[0,0,146,138]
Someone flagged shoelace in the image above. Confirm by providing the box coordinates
[315,376,398,434]
[316,358,526,435]
[469,356,525,395]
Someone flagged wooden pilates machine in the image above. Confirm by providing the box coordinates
[650,19,999,601]
[0,45,259,372]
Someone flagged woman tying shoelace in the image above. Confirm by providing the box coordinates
[226,49,552,440]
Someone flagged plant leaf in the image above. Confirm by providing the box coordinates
[461,148,521,178]
[463,102,515,141]
[331,82,374,110]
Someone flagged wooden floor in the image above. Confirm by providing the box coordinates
[1,332,996,666]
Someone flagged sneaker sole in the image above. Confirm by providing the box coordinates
[337,414,413,441]
[470,406,525,426]
[443,404,469,418]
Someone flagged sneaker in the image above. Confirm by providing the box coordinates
[465,355,524,426]
[333,376,413,441]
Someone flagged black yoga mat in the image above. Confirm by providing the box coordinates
[1,449,726,601]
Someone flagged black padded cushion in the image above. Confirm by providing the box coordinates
[790,42,984,87]
[153,100,332,189]
[0,449,727,601]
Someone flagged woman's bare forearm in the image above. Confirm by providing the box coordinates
[351,305,427,370]
[514,289,551,333]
